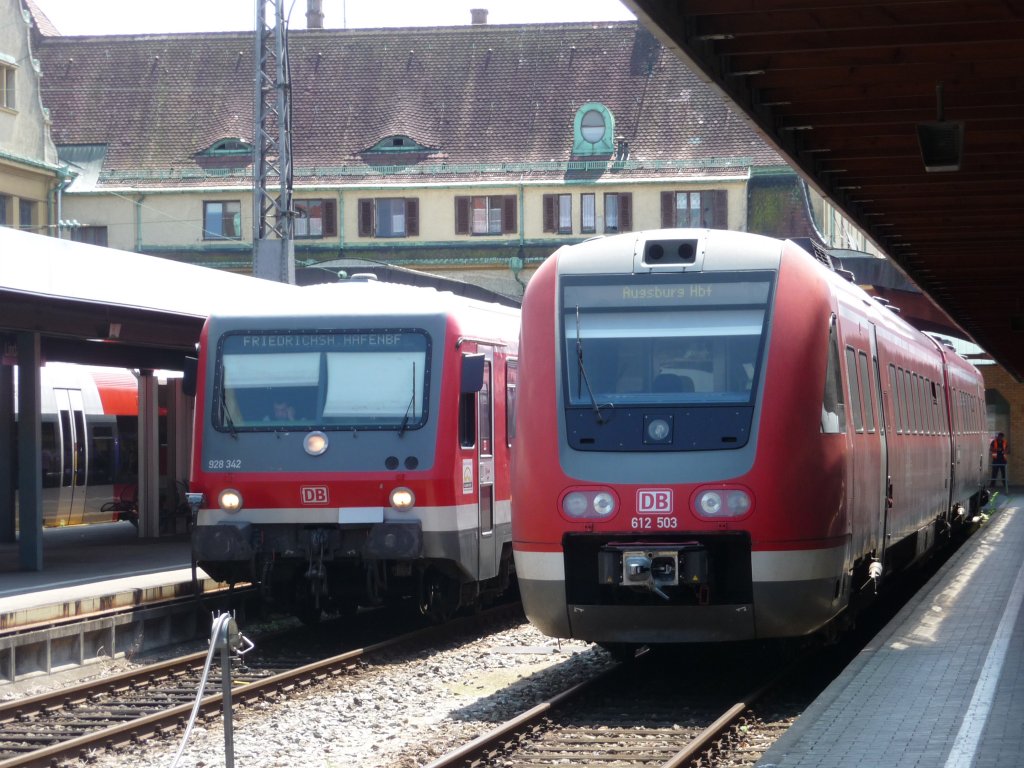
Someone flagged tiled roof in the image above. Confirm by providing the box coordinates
[21,0,61,37]
[35,22,784,189]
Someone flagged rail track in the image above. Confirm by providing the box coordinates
[424,644,795,768]
[0,602,522,768]
[425,531,968,768]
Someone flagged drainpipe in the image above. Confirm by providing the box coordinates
[50,167,75,239]
[510,182,526,294]
[135,194,146,252]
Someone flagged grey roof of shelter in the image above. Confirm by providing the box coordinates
[32,22,785,189]
[0,227,297,367]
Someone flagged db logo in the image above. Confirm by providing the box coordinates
[637,488,672,514]
[300,486,330,505]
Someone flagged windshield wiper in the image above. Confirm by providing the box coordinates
[398,361,417,438]
[221,400,238,439]
[575,306,607,423]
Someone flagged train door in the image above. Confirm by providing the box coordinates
[53,388,88,526]
[842,316,887,562]
[475,347,498,581]
[868,326,891,558]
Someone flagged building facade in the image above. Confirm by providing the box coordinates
[24,13,842,296]
[0,0,63,237]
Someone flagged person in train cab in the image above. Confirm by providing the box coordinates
[272,400,295,421]
[990,432,1008,488]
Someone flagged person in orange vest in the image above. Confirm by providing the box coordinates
[990,432,1008,488]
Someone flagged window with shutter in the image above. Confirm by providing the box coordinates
[455,197,471,234]
[661,190,728,228]
[619,193,633,232]
[358,199,374,237]
[457,196,513,235]
[542,195,556,233]
[660,191,674,228]
[604,192,632,233]
[406,199,420,236]
[501,196,517,234]
[323,199,338,237]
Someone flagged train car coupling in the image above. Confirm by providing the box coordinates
[598,540,709,601]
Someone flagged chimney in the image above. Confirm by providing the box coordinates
[307,0,324,29]
[470,8,488,25]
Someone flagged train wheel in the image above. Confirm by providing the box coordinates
[419,569,460,623]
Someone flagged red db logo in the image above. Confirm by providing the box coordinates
[637,488,672,514]
[301,486,330,504]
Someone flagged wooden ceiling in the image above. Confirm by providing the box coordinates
[626,0,1024,380]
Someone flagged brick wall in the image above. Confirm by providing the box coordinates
[982,364,1022,486]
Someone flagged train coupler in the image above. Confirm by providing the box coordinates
[598,541,708,601]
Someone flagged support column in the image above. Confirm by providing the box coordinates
[137,370,160,538]
[0,360,14,543]
[16,333,42,570]
[165,378,194,534]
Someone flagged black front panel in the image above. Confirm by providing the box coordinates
[563,532,753,606]
[566,405,754,451]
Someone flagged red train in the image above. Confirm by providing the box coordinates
[512,229,988,651]
[188,279,520,623]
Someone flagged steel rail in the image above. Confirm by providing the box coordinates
[0,602,522,768]
[425,656,794,768]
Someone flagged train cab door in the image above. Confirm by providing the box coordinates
[474,348,499,582]
[53,388,88,526]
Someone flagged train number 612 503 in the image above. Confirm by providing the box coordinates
[631,516,678,529]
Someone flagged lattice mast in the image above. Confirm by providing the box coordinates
[252,0,295,283]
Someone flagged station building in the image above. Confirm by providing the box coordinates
[18,3,876,298]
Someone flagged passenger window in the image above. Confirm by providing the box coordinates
[821,317,846,434]
[907,372,919,433]
[857,351,875,432]
[459,393,475,448]
[478,361,492,456]
[845,347,864,433]
[925,380,934,434]
[888,365,902,434]
[506,359,518,445]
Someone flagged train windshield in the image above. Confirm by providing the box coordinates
[561,273,772,407]
[214,330,430,431]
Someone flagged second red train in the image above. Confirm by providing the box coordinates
[511,228,988,652]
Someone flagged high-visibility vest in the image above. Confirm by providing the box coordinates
[991,439,1007,457]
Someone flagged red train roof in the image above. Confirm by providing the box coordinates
[88,368,139,416]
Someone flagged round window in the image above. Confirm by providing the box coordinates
[581,109,606,143]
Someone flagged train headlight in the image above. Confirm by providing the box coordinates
[561,488,618,520]
[593,492,616,516]
[304,431,329,456]
[218,488,243,514]
[563,492,589,517]
[698,491,723,516]
[692,487,753,519]
[389,486,415,511]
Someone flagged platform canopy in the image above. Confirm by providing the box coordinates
[0,227,298,369]
[627,0,1024,380]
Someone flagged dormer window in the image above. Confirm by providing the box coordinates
[368,135,429,153]
[572,103,615,156]
[201,139,252,156]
